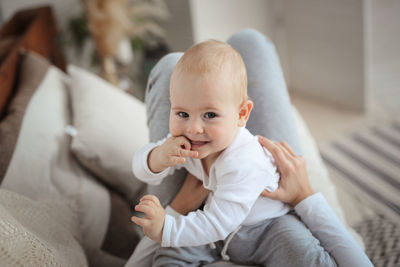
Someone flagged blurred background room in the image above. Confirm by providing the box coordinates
[1,0,399,266]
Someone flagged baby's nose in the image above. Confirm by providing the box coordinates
[187,120,204,134]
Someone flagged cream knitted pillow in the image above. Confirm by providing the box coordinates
[0,189,87,266]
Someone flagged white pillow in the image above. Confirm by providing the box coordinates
[67,65,149,203]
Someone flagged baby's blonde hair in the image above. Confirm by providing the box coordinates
[170,40,248,104]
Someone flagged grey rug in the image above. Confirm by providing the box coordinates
[353,215,400,267]
[320,122,400,266]
[320,122,400,222]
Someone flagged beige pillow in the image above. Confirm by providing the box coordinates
[0,189,87,266]
[67,65,148,203]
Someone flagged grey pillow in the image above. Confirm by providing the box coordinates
[67,65,148,203]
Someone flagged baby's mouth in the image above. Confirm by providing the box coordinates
[190,140,209,148]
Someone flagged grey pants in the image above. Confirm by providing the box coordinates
[153,212,335,267]
[141,29,334,266]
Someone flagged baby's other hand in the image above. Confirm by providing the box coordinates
[131,195,166,243]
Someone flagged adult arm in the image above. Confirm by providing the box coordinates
[258,136,373,267]
[170,172,210,215]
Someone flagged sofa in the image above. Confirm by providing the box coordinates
[0,6,363,267]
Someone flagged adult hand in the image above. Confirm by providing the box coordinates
[258,136,315,207]
[170,173,210,215]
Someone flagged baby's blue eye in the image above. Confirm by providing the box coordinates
[204,112,217,119]
[178,112,189,118]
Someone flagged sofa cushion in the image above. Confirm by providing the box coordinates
[67,65,148,204]
[0,51,50,182]
[1,52,112,262]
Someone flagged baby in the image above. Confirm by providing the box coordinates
[132,40,290,265]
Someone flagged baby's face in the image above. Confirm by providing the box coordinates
[169,70,242,162]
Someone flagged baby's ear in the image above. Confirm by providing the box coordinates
[238,100,253,127]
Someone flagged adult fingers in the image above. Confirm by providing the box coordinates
[278,142,294,160]
[257,135,275,151]
[258,136,286,161]
[280,141,297,157]
[260,188,280,200]
[258,136,294,161]
[269,142,286,168]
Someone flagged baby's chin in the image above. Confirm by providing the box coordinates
[189,149,205,159]
[190,149,209,160]
[194,149,225,162]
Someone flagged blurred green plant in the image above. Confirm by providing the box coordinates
[65,0,170,86]
[68,12,89,51]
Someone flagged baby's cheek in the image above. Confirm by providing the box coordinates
[169,120,183,136]
[209,127,226,142]
[212,125,236,146]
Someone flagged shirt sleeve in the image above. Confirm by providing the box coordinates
[295,193,373,267]
[132,137,174,185]
[161,168,268,247]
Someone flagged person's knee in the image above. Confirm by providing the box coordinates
[146,52,183,96]
[269,214,336,266]
[229,28,273,47]
[271,214,318,251]
[151,52,183,77]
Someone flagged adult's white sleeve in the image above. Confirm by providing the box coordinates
[295,193,373,267]
[132,140,173,185]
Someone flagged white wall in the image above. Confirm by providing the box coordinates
[163,0,194,52]
[188,0,291,82]
[284,0,365,111]
[365,0,400,114]
[189,0,272,43]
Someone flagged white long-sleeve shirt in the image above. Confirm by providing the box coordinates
[133,127,290,247]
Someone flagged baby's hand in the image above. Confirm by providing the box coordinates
[131,195,166,243]
[148,136,198,173]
